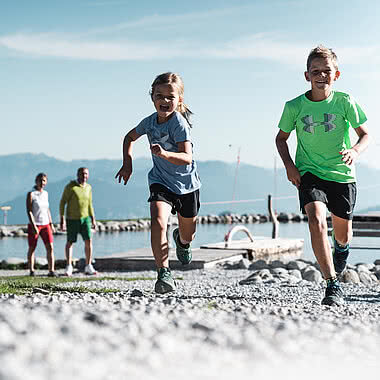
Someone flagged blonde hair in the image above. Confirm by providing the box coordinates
[307,45,338,71]
[150,72,193,127]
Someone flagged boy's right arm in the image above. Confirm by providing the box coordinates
[115,128,141,185]
[275,130,301,188]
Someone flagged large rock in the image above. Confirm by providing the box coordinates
[287,260,308,271]
[341,269,360,284]
[302,268,323,283]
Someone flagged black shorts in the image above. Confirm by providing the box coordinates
[298,172,356,220]
[148,183,200,218]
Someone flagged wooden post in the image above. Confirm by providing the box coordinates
[268,195,279,239]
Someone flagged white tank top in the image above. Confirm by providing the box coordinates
[30,189,50,225]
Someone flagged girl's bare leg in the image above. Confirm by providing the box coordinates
[150,201,172,268]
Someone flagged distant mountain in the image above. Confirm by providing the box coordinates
[1,153,379,224]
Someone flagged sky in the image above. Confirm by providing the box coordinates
[1,0,380,169]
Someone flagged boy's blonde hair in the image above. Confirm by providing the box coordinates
[307,45,338,71]
[150,72,193,127]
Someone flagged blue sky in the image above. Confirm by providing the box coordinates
[1,0,380,169]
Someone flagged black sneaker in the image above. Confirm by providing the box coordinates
[321,281,344,306]
[331,231,350,276]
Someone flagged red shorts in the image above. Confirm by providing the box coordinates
[28,224,54,249]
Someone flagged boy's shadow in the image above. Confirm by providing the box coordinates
[345,293,380,303]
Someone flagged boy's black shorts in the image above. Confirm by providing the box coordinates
[298,172,356,220]
[148,183,200,218]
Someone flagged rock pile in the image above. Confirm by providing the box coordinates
[225,258,380,286]
[0,212,306,238]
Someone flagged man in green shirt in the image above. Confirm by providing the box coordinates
[60,167,97,276]
[275,45,369,306]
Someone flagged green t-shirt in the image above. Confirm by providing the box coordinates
[59,181,95,220]
[278,91,367,183]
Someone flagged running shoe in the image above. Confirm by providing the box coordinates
[331,231,350,276]
[84,264,97,275]
[173,228,192,265]
[48,271,58,278]
[64,264,73,277]
[321,280,344,306]
[154,267,176,294]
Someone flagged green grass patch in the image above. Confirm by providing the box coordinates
[0,275,156,295]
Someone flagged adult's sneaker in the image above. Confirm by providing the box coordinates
[331,231,350,276]
[154,267,176,294]
[65,264,73,277]
[48,271,58,278]
[173,228,192,265]
[321,281,344,306]
[84,264,97,275]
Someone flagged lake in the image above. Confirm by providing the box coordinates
[1,221,380,265]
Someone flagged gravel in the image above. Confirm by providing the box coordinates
[1,267,380,380]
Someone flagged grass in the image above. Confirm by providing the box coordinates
[0,275,156,295]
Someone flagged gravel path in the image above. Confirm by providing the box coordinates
[1,268,380,380]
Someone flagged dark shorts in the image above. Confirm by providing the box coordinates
[148,183,200,218]
[66,217,92,243]
[298,172,356,220]
[28,224,53,249]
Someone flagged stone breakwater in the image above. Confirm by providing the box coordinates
[229,257,380,286]
[0,212,305,237]
[0,268,379,380]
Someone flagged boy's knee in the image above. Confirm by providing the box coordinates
[308,215,327,232]
[334,231,352,246]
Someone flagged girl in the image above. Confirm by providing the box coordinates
[115,72,201,294]
[26,173,57,277]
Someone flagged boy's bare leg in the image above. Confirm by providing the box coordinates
[331,213,352,246]
[150,201,172,268]
[177,214,197,244]
[84,239,93,265]
[305,201,336,279]
[65,242,73,266]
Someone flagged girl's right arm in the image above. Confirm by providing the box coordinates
[26,192,38,234]
[115,128,141,185]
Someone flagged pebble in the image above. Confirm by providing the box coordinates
[0,264,380,380]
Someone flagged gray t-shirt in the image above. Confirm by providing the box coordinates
[135,111,201,195]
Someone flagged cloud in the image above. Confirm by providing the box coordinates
[1,31,380,67]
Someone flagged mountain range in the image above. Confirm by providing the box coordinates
[1,153,379,224]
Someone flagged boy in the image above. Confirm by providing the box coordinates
[275,45,369,306]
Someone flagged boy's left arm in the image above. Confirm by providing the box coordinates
[340,124,370,165]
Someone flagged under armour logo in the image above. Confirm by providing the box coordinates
[302,114,337,134]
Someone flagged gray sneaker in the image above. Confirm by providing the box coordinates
[155,267,176,294]
[321,281,344,306]
[173,228,192,265]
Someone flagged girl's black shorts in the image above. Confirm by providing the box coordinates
[148,183,200,218]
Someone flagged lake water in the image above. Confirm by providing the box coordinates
[1,221,380,265]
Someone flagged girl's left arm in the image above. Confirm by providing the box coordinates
[341,124,370,165]
[151,141,192,165]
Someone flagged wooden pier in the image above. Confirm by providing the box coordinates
[94,236,304,271]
